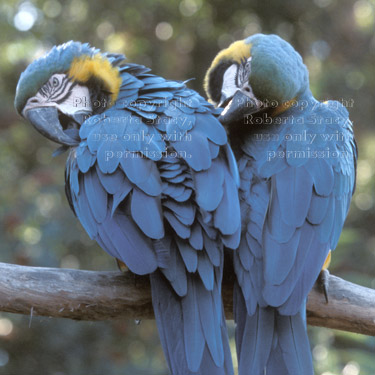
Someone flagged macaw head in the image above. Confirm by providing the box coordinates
[15,41,124,146]
[204,33,309,125]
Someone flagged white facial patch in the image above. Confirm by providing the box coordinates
[221,64,239,101]
[22,73,92,117]
[56,82,92,115]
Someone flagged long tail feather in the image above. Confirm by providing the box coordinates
[275,305,313,375]
[234,283,313,375]
[150,270,233,375]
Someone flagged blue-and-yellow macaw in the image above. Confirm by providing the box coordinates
[204,34,357,374]
[15,41,242,375]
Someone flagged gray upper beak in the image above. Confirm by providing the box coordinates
[218,94,231,109]
[218,90,261,126]
[25,107,80,146]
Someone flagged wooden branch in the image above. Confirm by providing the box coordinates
[306,275,375,335]
[0,262,374,336]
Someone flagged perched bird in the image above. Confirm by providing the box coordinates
[15,41,242,375]
[204,34,357,375]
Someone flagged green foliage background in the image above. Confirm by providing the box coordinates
[0,0,375,374]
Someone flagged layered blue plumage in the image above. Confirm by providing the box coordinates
[234,94,356,374]
[205,34,357,375]
[59,53,242,374]
[238,93,356,312]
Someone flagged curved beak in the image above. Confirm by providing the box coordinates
[25,107,80,146]
[218,90,262,126]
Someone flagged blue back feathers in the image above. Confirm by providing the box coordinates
[238,94,356,315]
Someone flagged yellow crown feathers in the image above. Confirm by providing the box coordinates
[204,40,251,100]
[211,40,251,67]
[68,54,122,103]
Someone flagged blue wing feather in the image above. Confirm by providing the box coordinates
[198,252,214,291]
[173,187,193,202]
[208,140,220,159]
[263,226,301,289]
[195,157,225,211]
[76,144,95,173]
[136,173,163,197]
[96,166,126,195]
[307,193,330,224]
[194,113,227,146]
[120,156,153,185]
[111,185,132,215]
[83,169,108,223]
[96,141,123,173]
[181,276,205,372]
[189,223,204,250]
[204,234,222,267]
[162,200,195,226]
[306,158,334,196]
[172,128,212,172]
[177,239,198,273]
[161,240,187,296]
[275,166,313,228]
[75,179,99,238]
[196,280,224,367]
[164,211,191,239]
[266,184,296,243]
[214,171,241,236]
[130,187,164,239]
[100,212,157,275]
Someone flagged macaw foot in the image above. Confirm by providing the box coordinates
[116,259,129,273]
[318,269,330,303]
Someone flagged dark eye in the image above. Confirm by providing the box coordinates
[52,77,59,87]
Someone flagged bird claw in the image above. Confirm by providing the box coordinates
[116,259,129,273]
[318,269,330,303]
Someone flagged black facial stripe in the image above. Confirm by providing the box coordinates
[37,75,78,104]
[51,76,70,99]
[39,85,49,98]
[206,60,235,104]
[51,79,75,102]
[237,59,251,87]
[38,80,55,98]
[55,82,78,104]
